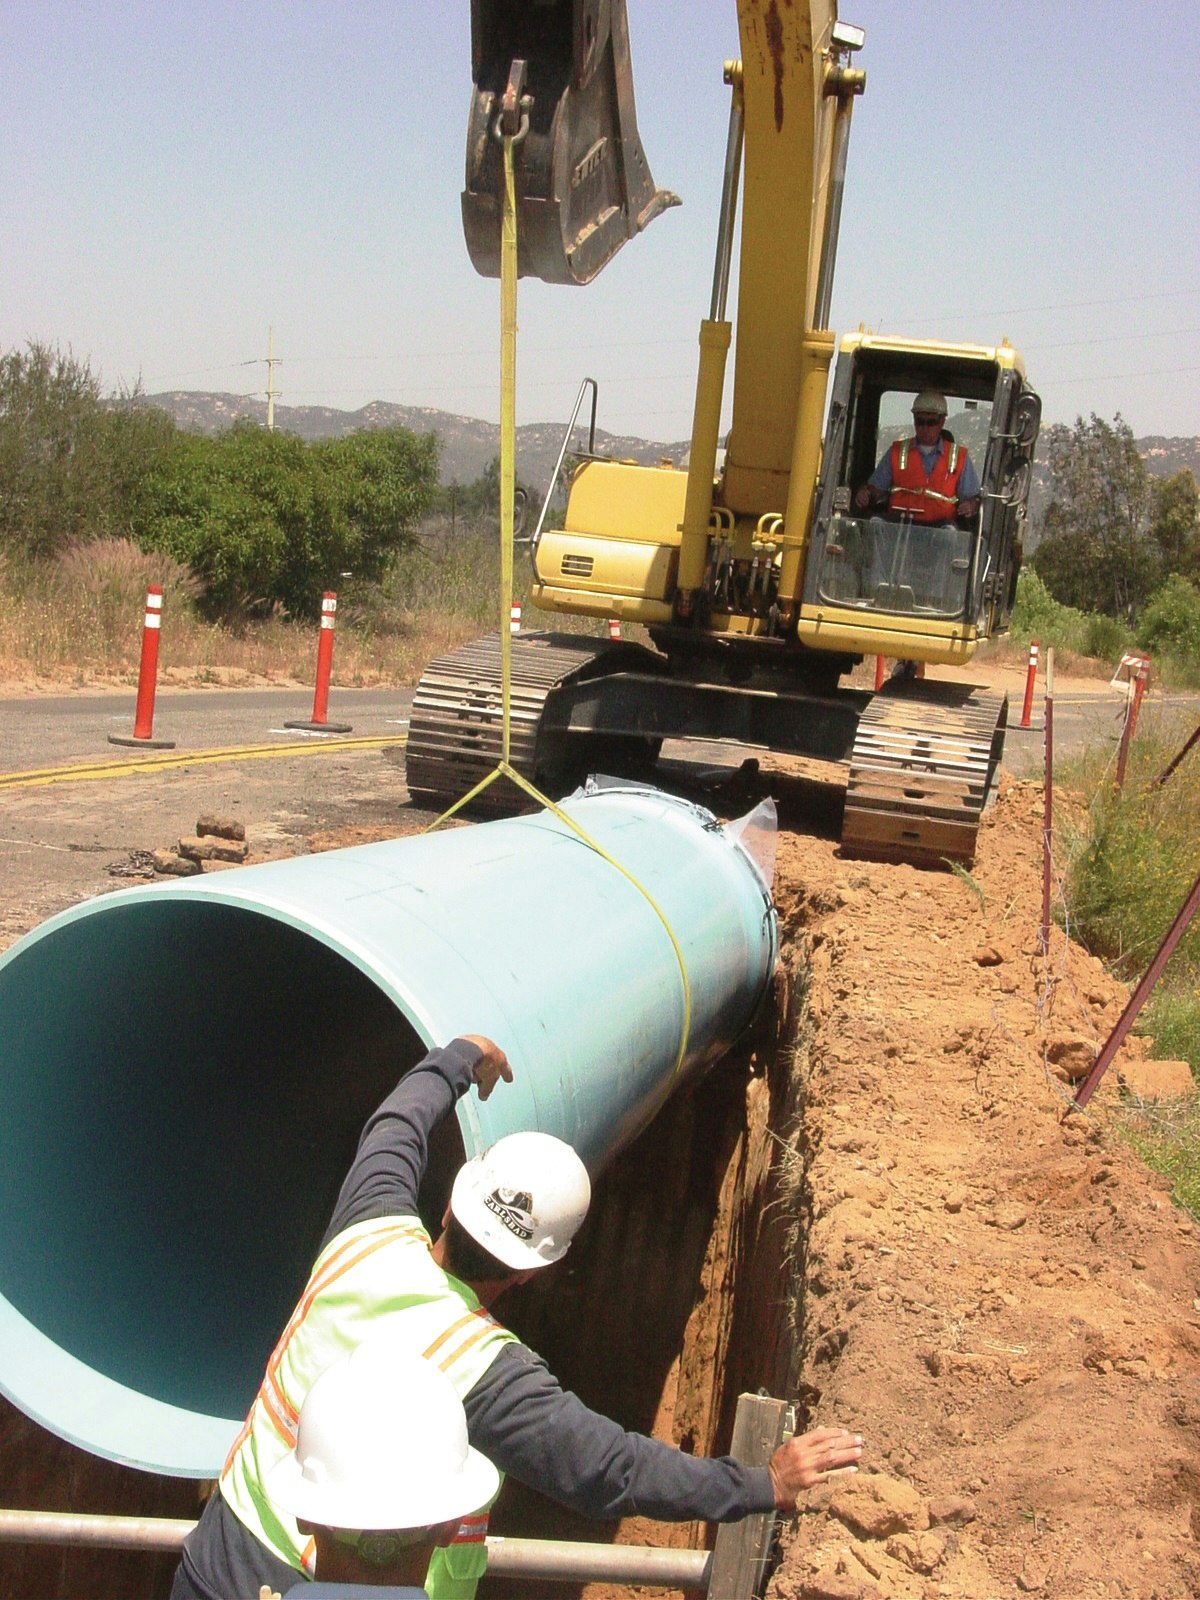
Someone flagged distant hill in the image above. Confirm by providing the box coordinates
[144,391,1198,526]
[144,392,690,494]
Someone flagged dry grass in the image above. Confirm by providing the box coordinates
[0,531,610,690]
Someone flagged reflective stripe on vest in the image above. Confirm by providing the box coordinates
[219,1215,516,1584]
[890,437,965,523]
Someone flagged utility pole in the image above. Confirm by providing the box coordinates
[265,326,279,431]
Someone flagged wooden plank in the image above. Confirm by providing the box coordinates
[707,1394,792,1600]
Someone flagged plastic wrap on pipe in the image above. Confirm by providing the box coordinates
[0,783,776,1478]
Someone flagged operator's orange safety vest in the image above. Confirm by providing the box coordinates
[220,1215,516,1600]
[888,437,967,523]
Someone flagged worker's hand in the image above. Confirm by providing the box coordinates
[853,486,873,511]
[461,1035,514,1100]
[957,497,979,519]
[768,1427,863,1509]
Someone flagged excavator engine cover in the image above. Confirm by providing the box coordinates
[463,0,679,285]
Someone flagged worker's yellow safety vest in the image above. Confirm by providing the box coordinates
[219,1215,516,1600]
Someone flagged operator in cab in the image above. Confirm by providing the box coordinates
[854,391,980,524]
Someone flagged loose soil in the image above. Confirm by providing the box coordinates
[761,768,1200,1600]
[1,667,1198,1600]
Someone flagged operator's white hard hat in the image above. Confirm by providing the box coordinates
[450,1130,591,1271]
[266,1343,499,1531]
[912,389,948,416]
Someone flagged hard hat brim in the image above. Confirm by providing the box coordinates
[267,1438,500,1533]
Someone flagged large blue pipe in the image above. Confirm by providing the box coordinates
[0,784,776,1479]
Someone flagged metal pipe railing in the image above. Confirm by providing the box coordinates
[529,375,598,565]
[0,1510,712,1589]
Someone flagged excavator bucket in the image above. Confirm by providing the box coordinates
[463,0,679,285]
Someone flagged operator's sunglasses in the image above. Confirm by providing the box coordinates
[914,414,943,426]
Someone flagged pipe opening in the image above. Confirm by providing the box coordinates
[0,900,431,1425]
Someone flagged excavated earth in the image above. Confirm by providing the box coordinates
[1,719,1199,1600]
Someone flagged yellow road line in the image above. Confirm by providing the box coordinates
[0,735,407,791]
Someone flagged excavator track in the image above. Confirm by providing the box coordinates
[405,633,630,816]
[841,682,1008,869]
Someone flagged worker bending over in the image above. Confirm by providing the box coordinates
[854,390,980,523]
[171,1036,863,1600]
[265,1340,499,1597]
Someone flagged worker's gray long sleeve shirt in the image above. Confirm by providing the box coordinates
[324,1038,777,1521]
[172,1041,774,1600]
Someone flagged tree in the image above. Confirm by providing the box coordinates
[1148,469,1200,584]
[1136,574,1200,663]
[1031,414,1158,619]
[0,342,177,558]
[132,423,438,619]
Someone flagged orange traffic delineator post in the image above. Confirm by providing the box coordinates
[108,586,175,749]
[510,601,522,635]
[873,654,885,690]
[285,593,352,734]
[607,618,621,640]
[1019,640,1040,729]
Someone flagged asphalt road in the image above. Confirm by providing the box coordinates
[2,678,1195,778]
[1,674,1197,957]
[0,687,415,774]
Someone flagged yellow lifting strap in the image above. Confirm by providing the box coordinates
[424,128,692,1077]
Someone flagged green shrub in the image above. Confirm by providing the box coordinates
[1081,611,1134,663]
[1010,568,1089,652]
[131,423,438,621]
[1136,574,1200,662]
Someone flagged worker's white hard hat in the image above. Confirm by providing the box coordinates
[912,389,948,417]
[450,1130,591,1271]
[266,1343,499,1531]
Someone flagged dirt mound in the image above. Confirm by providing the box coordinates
[768,773,1200,1599]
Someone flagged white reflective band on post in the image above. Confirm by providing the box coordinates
[146,594,163,611]
[320,617,334,630]
[144,615,161,630]
[322,599,337,614]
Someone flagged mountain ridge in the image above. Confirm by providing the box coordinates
[144,391,1200,526]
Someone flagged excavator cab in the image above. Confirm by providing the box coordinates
[462,0,679,285]
[803,334,1041,657]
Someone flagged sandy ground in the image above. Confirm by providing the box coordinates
[759,769,1200,1600]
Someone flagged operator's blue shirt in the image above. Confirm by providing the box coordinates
[868,438,981,501]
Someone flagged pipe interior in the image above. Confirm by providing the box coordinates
[0,900,440,1421]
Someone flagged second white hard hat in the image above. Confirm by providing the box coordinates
[450,1130,592,1271]
[266,1342,500,1531]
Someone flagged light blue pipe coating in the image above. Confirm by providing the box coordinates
[0,784,776,1478]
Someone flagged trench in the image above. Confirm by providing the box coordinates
[0,919,811,1600]
[483,962,812,1600]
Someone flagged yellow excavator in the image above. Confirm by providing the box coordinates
[407,0,1042,867]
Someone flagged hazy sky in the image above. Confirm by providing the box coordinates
[2,1,1197,444]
